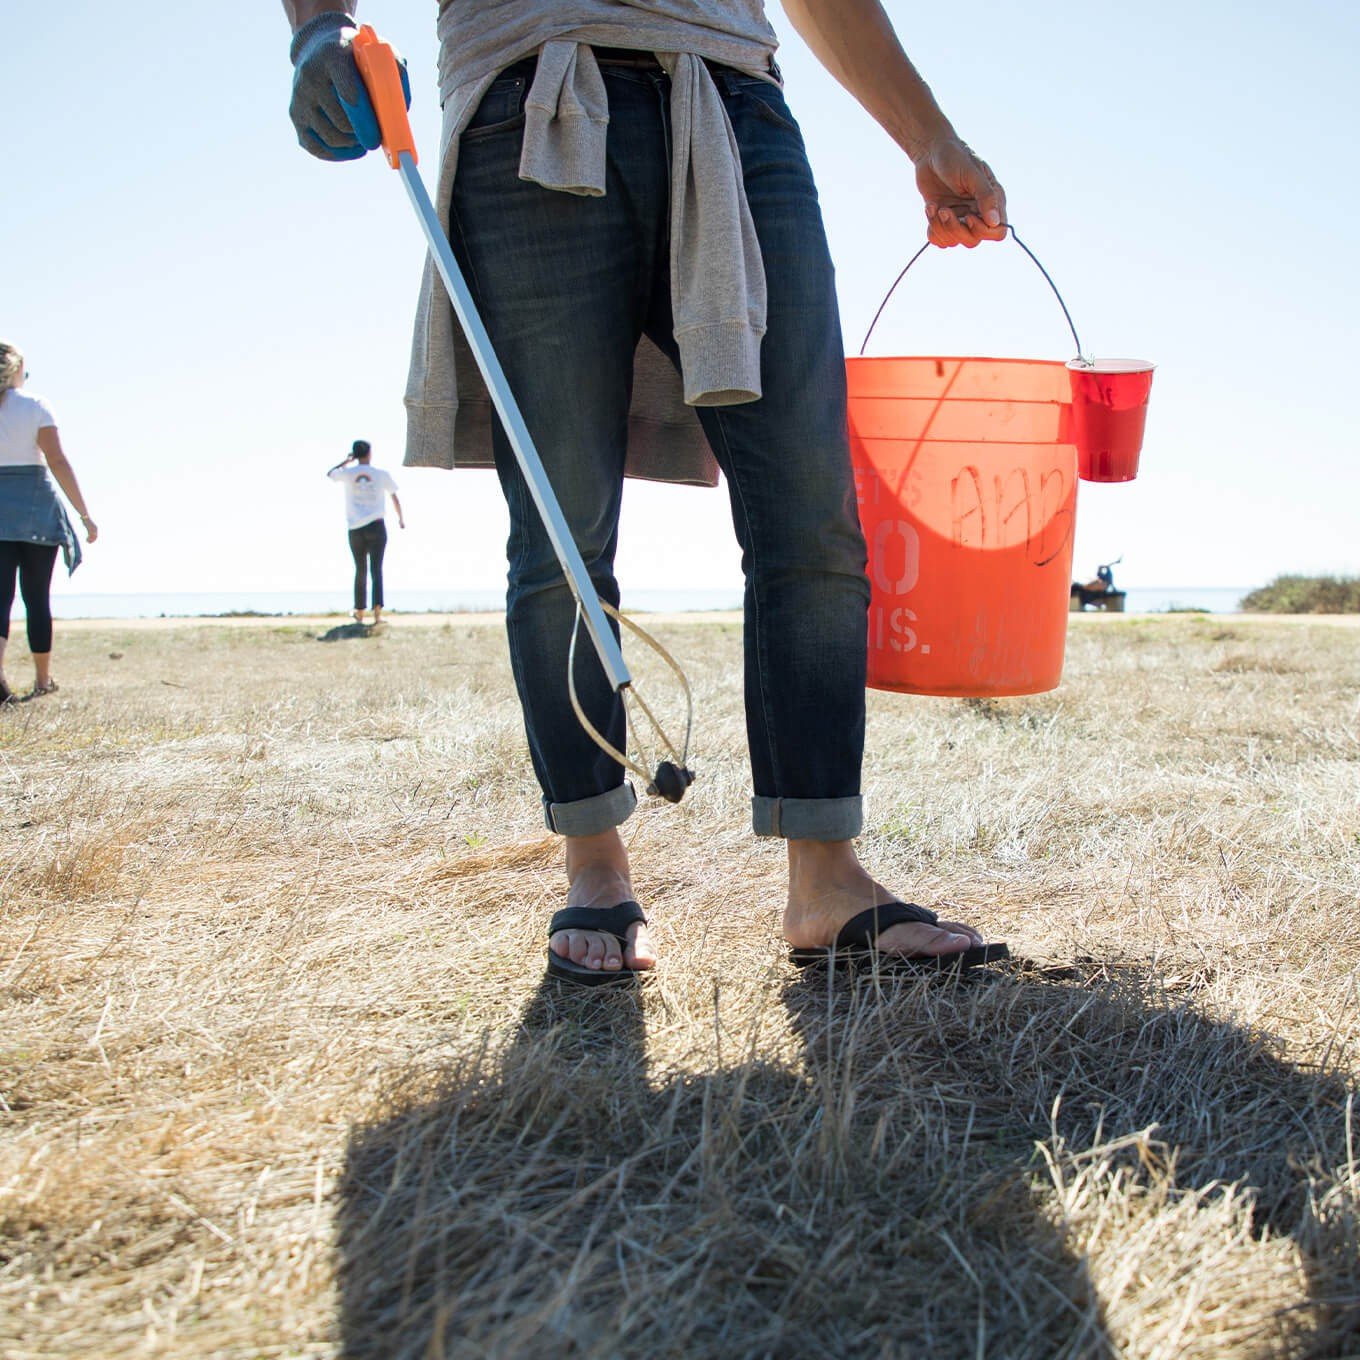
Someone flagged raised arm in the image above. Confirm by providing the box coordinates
[36,426,98,543]
[780,0,1006,248]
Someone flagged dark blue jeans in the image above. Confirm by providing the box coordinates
[451,59,870,839]
[348,518,387,611]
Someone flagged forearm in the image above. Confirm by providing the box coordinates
[45,455,91,520]
[781,0,954,161]
[282,0,352,31]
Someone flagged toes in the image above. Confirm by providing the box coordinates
[549,919,657,974]
[877,922,972,958]
[936,918,985,948]
[625,923,657,970]
[549,929,628,971]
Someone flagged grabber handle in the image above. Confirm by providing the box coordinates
[352,25,417,169]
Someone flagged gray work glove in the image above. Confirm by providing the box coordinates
[289,12,410,162]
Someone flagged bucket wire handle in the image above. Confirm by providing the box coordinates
[858,225,1087,362]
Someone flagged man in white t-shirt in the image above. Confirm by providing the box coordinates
[327,439,404,624]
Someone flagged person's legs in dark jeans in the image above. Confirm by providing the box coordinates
[348,521,387,620]
[453,67,668,824]
[448,63,985,969]
[450,64,674,972]
[651,73,982,959]
[349,527,369,615]
[368,521,387,612]
[644,72,869,837]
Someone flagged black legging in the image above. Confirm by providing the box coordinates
[348,519,387,611]
[0,541,59,654]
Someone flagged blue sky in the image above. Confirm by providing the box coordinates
[3,0,1358,601]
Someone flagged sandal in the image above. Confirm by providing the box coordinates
[790,900,1009,973]
[28,680,59,699]
[547,901,649,987]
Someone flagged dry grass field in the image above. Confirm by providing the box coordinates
[2,611,1358,1358]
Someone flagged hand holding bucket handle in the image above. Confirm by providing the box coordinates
[859,227,1154,482]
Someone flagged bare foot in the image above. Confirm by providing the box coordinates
[550,829,657,973]
[783,840,984,959]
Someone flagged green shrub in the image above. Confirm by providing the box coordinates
[1240,575,1360,613]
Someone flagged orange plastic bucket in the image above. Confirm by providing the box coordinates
[848,229,1100,698]
[848,356,1078,696]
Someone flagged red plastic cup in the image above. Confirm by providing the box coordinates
[1066,358,1155,482]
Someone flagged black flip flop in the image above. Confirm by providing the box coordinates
[790,900,1009,973]
[547,901,649,987]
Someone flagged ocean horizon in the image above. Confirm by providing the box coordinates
[32,585,1258,621]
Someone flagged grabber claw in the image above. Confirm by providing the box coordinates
[648,761,695,804]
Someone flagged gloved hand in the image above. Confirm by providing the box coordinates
[289,12,411,162]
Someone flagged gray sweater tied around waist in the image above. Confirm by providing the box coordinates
[404,0,782,488]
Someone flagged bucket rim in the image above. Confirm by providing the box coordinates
[845,354,1072,367]
[1065,357,1156,374]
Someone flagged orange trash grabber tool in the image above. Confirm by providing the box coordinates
[351,27,694,802]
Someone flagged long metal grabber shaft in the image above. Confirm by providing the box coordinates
[351,26,631,692]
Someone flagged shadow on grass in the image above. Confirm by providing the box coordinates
[337,966,1357,1358]
[318,622,378,643]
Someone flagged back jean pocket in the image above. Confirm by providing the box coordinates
[461,73,529,141]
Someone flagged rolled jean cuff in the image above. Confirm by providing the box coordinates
[543,781,637,836]
[752,795,863,840]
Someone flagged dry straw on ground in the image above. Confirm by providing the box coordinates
[2,612,1358,1358]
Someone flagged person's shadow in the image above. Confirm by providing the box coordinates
[318,622,378,643]
[337,963,1357,1358]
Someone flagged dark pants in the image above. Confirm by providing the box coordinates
[348,519,387,611]
[451,60,869,838]
[0,540,59,653]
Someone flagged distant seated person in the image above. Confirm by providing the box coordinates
[1084,563,1116,595]
[1072,562,1121,611]
[327,440,404,625]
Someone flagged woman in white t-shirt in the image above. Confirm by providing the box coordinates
[327,439,404,624]
[0,341,98,703]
